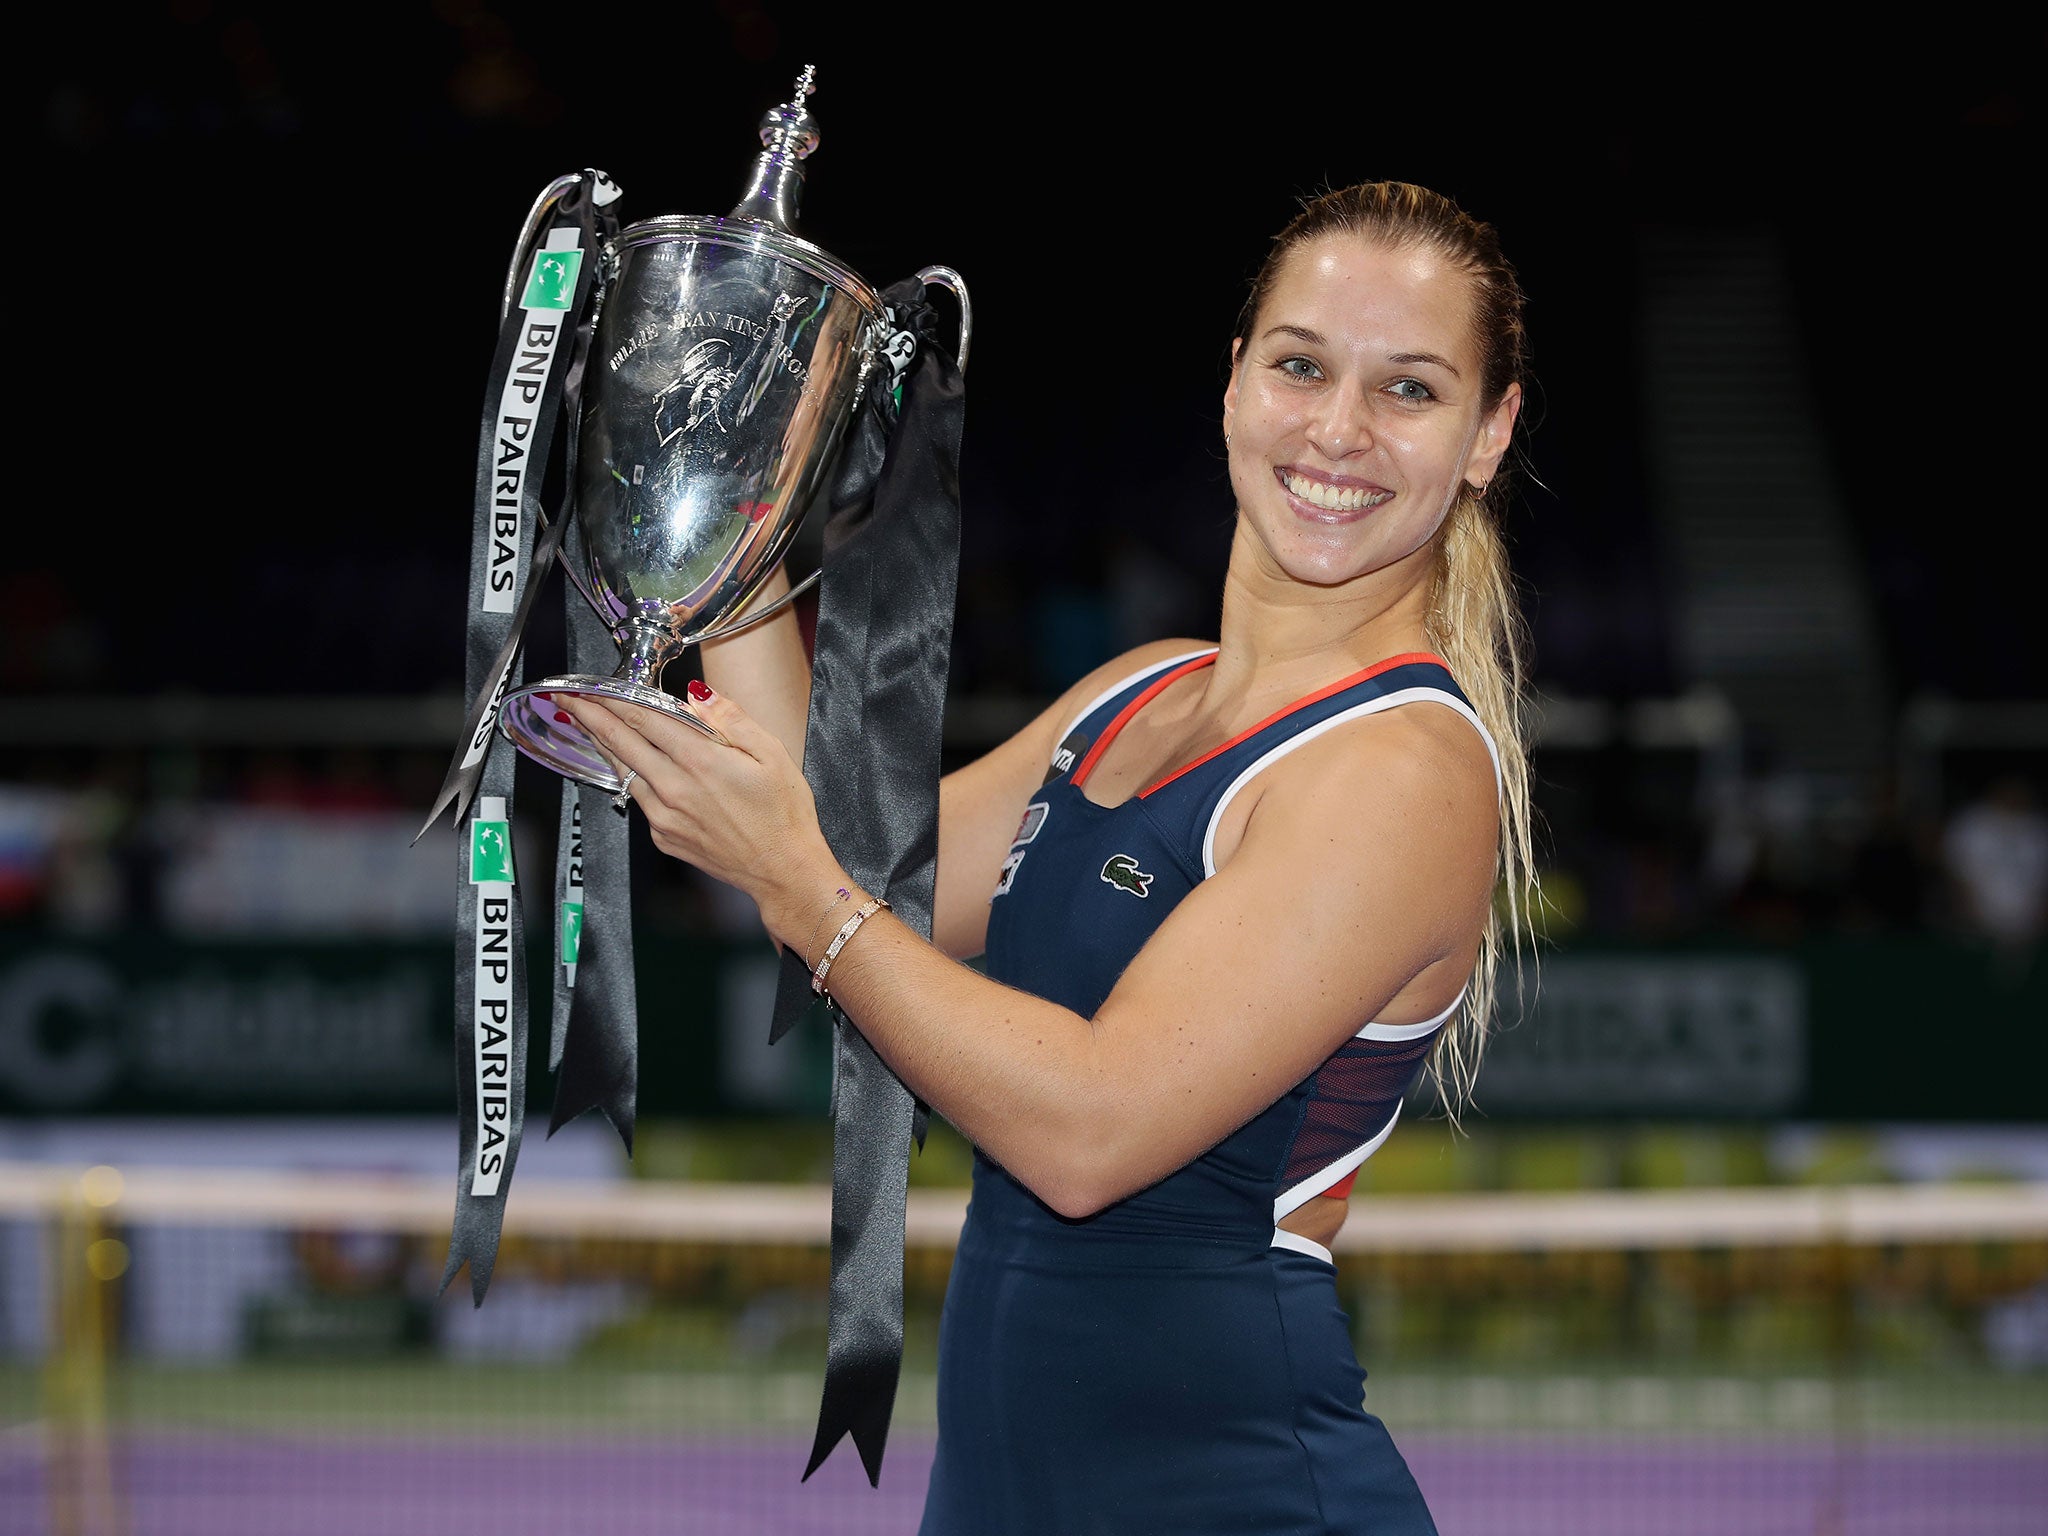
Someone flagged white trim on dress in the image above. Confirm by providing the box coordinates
[1270,1228,1335,1265]
[1273,1102,1405,1222]
[1357,986,1466,1041]
[1200,686,1502,878]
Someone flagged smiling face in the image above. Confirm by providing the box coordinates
[1222,233,1520,592]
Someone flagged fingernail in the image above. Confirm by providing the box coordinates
[554,711,572,724]
[534,691,552,701]
[687,679,712,702]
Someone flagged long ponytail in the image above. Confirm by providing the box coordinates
[1425,485,1536,1114]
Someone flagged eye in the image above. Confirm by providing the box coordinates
[1275,355,1324,382]
[1387,377,1435,403]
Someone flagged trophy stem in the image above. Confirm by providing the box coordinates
[616,620,686,691]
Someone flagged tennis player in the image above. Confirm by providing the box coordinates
[564,180,1539,1535]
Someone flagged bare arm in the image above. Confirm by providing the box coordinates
[696,567,811,769]
[705,608,1212,962]
[692,568,1035,957]
[562,686,1499,1218]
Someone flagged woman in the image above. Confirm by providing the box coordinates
[563,180,1537,1534]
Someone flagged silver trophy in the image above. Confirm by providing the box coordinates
[497,67,968,788]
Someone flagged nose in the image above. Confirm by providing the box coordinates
[1304,379,1374,459]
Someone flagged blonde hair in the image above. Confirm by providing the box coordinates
[1237,182,1538,1114]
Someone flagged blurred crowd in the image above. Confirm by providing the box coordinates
[2,530,2042,958]
[7,752,2045,958]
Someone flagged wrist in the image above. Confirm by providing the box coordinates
[762,848,866,963]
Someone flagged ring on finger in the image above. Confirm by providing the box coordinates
[611,767,639,813]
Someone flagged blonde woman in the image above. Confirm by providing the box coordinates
[565,181,1537,1535]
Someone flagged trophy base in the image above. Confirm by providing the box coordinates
[499,675,727,791]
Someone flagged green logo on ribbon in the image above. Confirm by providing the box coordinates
[561,901,584,963]
[521,247,582,311]
[470,820,515,883]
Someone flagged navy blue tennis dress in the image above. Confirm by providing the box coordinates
[919,648,1499,1536]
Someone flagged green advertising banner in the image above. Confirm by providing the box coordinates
[0,934,2037,1120]
[0,935,829,1119]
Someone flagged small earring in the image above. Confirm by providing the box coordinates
[1224,432,1232,448]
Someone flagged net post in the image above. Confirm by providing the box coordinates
[42,1167,123,1536]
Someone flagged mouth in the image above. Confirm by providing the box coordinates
[1276,467,1393,521]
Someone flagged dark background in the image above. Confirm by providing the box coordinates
[19,11,2040,703]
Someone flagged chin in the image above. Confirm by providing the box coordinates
[1244,510,1375,581]
[1256,513,1441,594]
[1277,544,1369,586]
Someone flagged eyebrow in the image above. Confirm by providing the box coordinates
[1388,350,1462,378]
[1260,325,1464,379]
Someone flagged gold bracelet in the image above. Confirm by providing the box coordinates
[811,896,890,997]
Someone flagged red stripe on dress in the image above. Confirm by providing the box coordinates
[1138,651,1450,798]
[1320,1168,1360,1200]
[1069,655,1219,790]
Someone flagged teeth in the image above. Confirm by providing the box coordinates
[1283,472,1391,513]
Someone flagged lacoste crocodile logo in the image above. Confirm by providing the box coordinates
[1100,854,1153,898]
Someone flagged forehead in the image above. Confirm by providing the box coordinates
[1259,234,1479,362]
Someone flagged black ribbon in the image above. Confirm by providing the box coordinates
[548,513,640,1147]
[770,278,964,1484]
[429,172,613,1304]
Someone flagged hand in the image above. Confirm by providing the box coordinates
[557,685,842,935]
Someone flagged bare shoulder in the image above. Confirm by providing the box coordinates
[1306,694,1491,809]
[1243,694,1499,882]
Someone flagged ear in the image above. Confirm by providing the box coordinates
[1222,336,1244,435]
[1465,380,1522,490]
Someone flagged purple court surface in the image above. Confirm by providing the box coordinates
[4,1431,2044,1534]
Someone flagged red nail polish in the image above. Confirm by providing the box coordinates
[687,679,712,702]
[534,691,552,701]
[554,711,572,724]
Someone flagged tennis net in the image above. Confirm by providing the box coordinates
[1,1162,2042,1535]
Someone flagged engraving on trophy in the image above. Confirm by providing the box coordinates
[647,291,808,447]
[652,339,741,443]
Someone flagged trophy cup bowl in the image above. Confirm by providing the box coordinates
[497,216,886,791]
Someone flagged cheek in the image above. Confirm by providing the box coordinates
[1380,416,1465,477]
[1243,379,1306,436]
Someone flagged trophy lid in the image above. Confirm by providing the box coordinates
[729,65,821,233]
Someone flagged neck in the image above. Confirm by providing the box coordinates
[1209,520,1438,701]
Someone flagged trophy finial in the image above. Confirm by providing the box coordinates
[732,65,821,228]
[758,64,821,161]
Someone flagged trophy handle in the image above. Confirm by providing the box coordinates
[695,268,963,649]
[914,265,972,373]
[687,568,824,645]
[687,267,967,648]
[537,501,611,625]
[501,172,589,321]
[696,267,966,650]
[502,174,622,630]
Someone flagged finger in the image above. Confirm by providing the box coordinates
[579,689,736,763]
[558,695,673,794]
[546,696,627,779]
[675,680,779,761]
